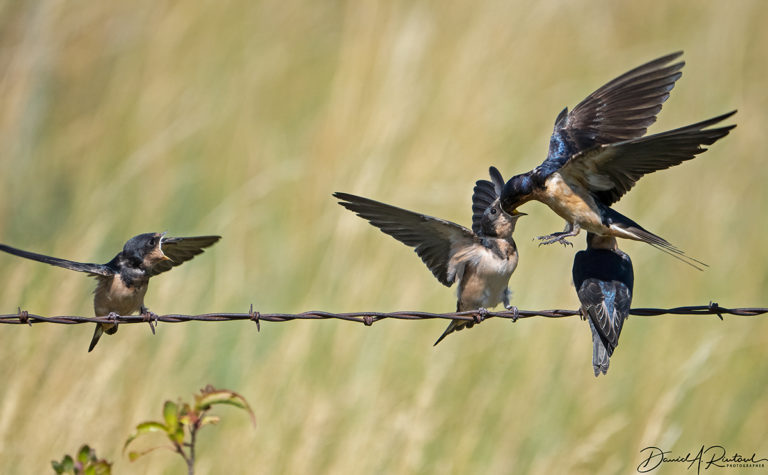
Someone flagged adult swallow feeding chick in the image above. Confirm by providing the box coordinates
[0,233,220,351]
[335,167,524,345]
[499,52,736,268]
[572,233,634,376]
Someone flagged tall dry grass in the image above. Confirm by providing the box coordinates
[0,1,766,473]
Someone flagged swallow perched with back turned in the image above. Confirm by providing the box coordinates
[572,233,634,376]
[334,167,525,345]
[499,52,736,268]
[0,233,220,351]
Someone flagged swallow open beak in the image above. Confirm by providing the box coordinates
[511,209,527,217]
[158,232,172,261]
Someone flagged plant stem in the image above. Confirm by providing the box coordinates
[188,425,198,475]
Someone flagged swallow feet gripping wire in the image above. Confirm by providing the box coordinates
[473,307,489,325]
[105,312,121,334]
[505,305,520,322]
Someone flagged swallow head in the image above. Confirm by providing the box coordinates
[480,199,526,238]
[500,173,534,215]
[123,232,170,268]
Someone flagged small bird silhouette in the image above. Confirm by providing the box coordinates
[499,52,735,268]
[335,167,525,345]
[572,233,634,376]
[0,233,220,351]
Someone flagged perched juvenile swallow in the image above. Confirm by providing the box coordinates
[499,52,736,268]
[334,167,525,345]
[572,233,634,376]
[0,233,220,351]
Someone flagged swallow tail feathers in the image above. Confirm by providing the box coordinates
[89,324,103,352]
[433,315,475,346]
[588,318,611,376]
[601,207,706,270]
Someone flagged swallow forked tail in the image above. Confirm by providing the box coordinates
[434,319,467,346]
[603,208,707,271]
[88,324,104,352]
[588,318,611,376]
[88,321,118,352]
[434,305,480,346]
[616,223,707,271]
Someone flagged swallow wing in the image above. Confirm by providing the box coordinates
[0,244,113,277]
[471,166,505,234]
[577,279,628,355]
[334,192,476,286]
[573,248,633,355]
[539,52,684,173]
[149,235,222,276]
[559,111,736,205]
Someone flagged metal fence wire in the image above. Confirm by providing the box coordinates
[2,302,765,333]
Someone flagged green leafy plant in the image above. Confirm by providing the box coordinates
[124,385,255,475]
[51,444,112,475]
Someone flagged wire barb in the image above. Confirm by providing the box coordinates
[0,303,765,327]
[249,304,260,331]
[142,310,158,335]
[709,301,724,320]
[17,307,30,326]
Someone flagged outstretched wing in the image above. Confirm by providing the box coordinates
[471,166,505,234]
[540,52,685,173]
[0,243,113,277]
[149,235,222,276]
[560,111,736,205]
[334,192,476,286]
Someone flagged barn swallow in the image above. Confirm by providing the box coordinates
[572,233,633,376]
[499,52,736,268]
[334,167,525,345]
[0,233,220,351]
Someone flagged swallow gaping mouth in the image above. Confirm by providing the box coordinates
[158,232,172,261]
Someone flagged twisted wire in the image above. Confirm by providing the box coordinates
[2,302,762,328]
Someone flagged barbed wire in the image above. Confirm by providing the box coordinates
[1,302,766,330]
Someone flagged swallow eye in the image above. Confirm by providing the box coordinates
[490,208,497,215]
[148,238,156,247]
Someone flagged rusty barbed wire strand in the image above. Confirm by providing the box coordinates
[0,302,765,328]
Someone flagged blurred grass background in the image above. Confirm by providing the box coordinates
[0,0,766,473]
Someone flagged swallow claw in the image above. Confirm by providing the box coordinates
[473,307,489,324]
[505,304,519,322]
[537,233,574,247]
[106,311,121,329]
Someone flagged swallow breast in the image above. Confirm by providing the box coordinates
[93,274,149,316]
